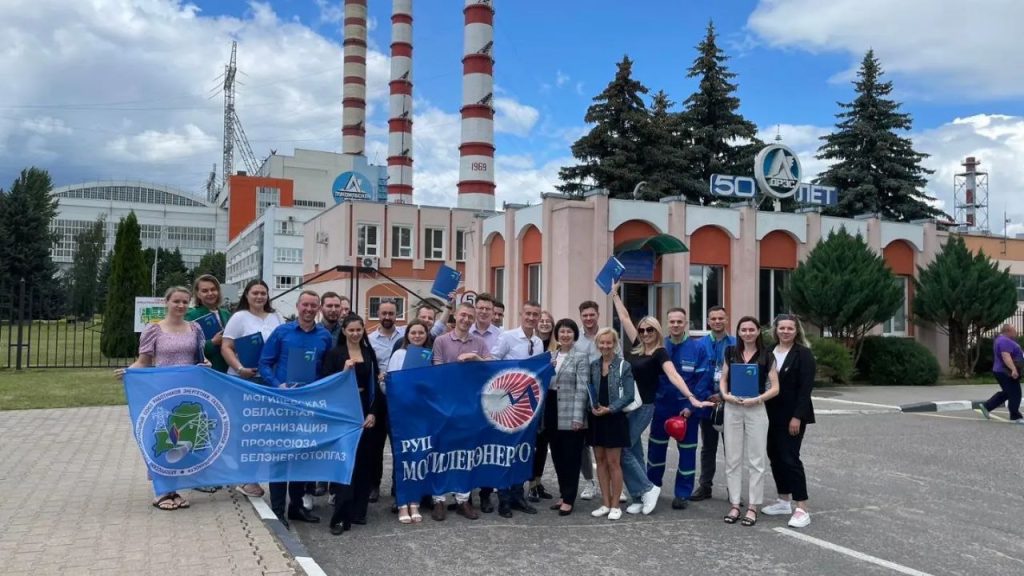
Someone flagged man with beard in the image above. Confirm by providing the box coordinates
[366,299,404,503]
[319,292,346,346]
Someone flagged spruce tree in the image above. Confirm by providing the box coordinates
[101,212,149,358]
[913,236,1017,377]
[817,50,942,221]
[678,21,760,204]
[558,55,652,198]
[784,228,903,361]
[0,168,59,313]
[641,90,689,200]
[69,217,106,318]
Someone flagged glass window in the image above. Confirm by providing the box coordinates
[391,225,413,259]
[357,224,379,257]
[1014,274,1024,302]
[527,264,542,303]
[257,186,280,216]
[493,267,505,304]
[455,229,468,262]
[369,297,406,320]
[883,276,909,336]
[274,275,298,290]
[424,228,444,260]
[274,248,303,263]
[689,264,725,331]
[759,268,791,326]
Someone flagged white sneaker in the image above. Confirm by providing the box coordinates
[788,508,811,528]
[619,490,629,503]
[607,508,623,520]
[580,480,597,500]
[302,494,314,511]
[327,493,335,506]
[762,499,793,516]
[626,502,643,514]
[640,485,661,515]
[591,505,610,517]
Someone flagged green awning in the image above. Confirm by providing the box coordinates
[615,233,689,255]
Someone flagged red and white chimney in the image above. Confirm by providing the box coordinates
[457,0,496,211]
[387,0,414,204]
[342,0,368,155]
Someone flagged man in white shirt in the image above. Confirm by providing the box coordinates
[469,293,503,351]
[573,299,608,500]
[486,300,545,518]
[366,299,404,504]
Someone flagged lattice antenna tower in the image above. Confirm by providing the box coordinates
[222,41,238,189]
[953,156,989,233]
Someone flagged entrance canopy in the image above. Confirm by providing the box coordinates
[614,233,689,255]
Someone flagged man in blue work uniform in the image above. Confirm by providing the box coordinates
[258,290,334,529]
[691,305,735,501]
[646,307,710,510]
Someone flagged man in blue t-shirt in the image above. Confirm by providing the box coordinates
[258,290,334,528]
[691,306,736,501]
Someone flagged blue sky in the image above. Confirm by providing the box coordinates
[2,0,1023,230]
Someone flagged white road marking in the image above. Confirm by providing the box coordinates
[811,397,900,410]
[774,527,935,576]
[818,409,901,415]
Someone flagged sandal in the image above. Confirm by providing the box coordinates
[410,505,422,523]
[153,493,180,511]
[235,484,265,498]
[398,506,412,524]
[741,508,757,527]
[171,493,190,509]
[724,506,741,524]
[194,485,220,494]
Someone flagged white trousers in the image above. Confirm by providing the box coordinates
[723,401,769,507]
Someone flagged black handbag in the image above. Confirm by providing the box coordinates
[710,402,725,432]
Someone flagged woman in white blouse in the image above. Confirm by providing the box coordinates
[221,280,283,379]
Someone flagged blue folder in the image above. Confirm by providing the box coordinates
[233,332,264,369]
[431,264,462,299]
[401,345,433,370]
[286,348,319,387]
[595,256,626,294]
[730,363,760,398]
[193,312,222,341]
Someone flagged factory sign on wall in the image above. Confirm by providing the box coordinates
[710,143,838,206]
[332,171,383,204]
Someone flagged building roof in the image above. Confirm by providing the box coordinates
[52,180,213,208]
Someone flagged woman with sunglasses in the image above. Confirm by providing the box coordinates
[761,315,816,529]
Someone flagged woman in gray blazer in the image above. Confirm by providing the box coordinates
[588,327,636,521]
[546,318,590,515]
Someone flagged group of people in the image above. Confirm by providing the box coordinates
[118,274,818,535]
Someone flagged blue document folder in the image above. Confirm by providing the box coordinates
[595,257,626,294]
[193,312,222,341]
[233,333,264,369]
[402,345,433,370]
[286,348,318,386]
[431,264,462,299]
[730,363,760,398]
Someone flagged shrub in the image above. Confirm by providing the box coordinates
[857,336,939,386]
[808,336,853,383]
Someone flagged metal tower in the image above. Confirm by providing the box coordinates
[954,156,989,233]
[222,41,237,188]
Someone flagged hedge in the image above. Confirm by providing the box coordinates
[857,336,940,386]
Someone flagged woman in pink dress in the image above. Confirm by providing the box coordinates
[117,286,210,511]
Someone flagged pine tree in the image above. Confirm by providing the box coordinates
[678,21,760,203]
[913,236,1017,377]
[101,212,149,358]
[69,217,106,318]
[558,56,652,198]
[0,168,60,314]
[817,50,942,221]
[784,228,903,361]
[641,90,690,199]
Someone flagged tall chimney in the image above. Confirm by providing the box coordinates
[963,156,978,227]
[387,0,414,204]
[457,0,496,211]
[342,0,368,155]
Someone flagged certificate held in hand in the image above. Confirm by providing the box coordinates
[431,264,462,300]
[595,257,625,295]
[193,312,222,341]
[402,345,433,370]
[730,363,760,398]
[286,348,319,387]
[233,333,265,368]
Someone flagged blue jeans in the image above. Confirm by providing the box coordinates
[621,403,655,498]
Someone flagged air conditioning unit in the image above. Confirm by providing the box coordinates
[316,231,329,244]
[359,256,379,269]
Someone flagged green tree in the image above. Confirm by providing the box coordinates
[784,228,903,361]
[192,252,226,282]
[144,247,190,296]
[101,212,149,358]
[0,168,60,314]
[678,21,760,203]
[641,90,690,200]
[913,236,1017,377]
[69,217,106,318]
[558,55,652,198]
[817,50,942,221]
[95,252,112,311]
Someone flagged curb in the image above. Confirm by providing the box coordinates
[243,493,328,576]
[898,400,982,413]
[813,395,985,415]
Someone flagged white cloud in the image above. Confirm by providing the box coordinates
[106,124,218,163]
[493,98,540,137]
[314,0,343,24]
[756,123,832,182]
[556,70,569,88]
[748,0,1024,99]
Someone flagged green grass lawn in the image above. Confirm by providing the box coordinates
[0,319,133,369]
[0,368,126,410]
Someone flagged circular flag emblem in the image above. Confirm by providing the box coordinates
[754,144,802,199]
[481,370,543,433]
[134,387,230,477]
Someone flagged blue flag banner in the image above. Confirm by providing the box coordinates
[124,366,365,496]
[386,354,554,505]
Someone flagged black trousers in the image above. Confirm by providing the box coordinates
[330,429,374,527]
[697,417,720,489]
[984,372,1023,420]
[766,418,808,502]
[532,394,553,480]
[270,481,306,517]
[549,394,585,506]
[369,397,389,490]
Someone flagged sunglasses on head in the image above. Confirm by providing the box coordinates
[638,327,657,335]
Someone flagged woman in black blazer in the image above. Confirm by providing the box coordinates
[322,314,382,535]
[761,315,816,529]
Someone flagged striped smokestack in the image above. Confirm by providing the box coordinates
[457,0,496,211]
[342,0,368,155]
[387,0,414,204]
